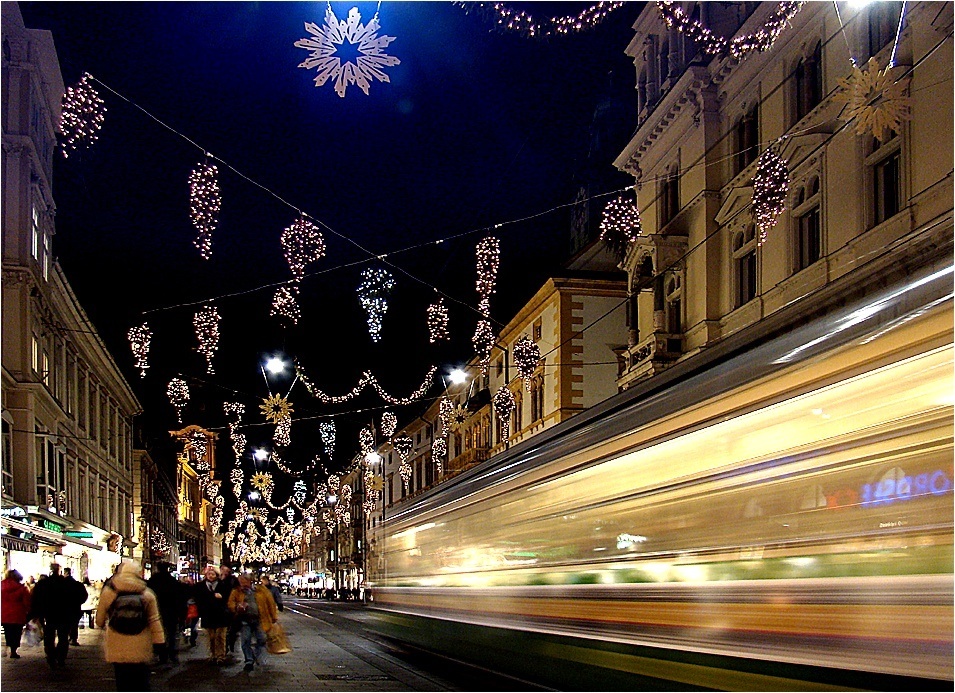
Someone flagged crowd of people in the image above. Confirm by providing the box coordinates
[1,560,288,691]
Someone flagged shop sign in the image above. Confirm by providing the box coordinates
[64,531,94,538]
[41,520,63,533]
[1,506,27,519]
[2,535,38,553]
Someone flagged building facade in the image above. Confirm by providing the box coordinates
[171,425,222,576]
[131,447,178,572]
[1,3,141,582]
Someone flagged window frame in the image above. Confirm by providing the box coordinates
[732,226,758,309]
[866,134,902,228]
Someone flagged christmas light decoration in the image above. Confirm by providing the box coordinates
[398,463,412,491]
[281,215,326,284]
[167,378,189,423]
[328,474,341,493]
[359,426,375,453]
[455,1,627,38]
[271,285,302,326]
[250,472,272,492]
[472,320,496,375]
[193,304,221,374]
[188,161,221,260]
[150,527,171,555]
[393,434,413,462]
[286,507,296,523]
[293,480,307,506]
[752,142,790,246]
[450,404,470,431]
[475,236,500,317]
[260,394,293,424]
[426,298,450,343]
[230,468,244,499]
[295,5,400,97]
[357,268,396,342]
[224,402,247,461]
[599,191,642,260]
[657,1,804,60]
[298,365,436,405]
[381,411,397,439]
[59,73,106,157]
[431,437,447,462]
[319,420,336,457]
[127,323,152,378]
[834,57,911,143]
[438,397,455,437]
[189,432,209,472]
[273,416,292,447]
[493,386,516,439]
[512,334,542,390]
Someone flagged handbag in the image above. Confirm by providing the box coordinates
[25,621,42,647]
[266,621,291,655]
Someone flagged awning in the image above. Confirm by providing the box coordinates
[1,517,66,547]
[2,534,38,553]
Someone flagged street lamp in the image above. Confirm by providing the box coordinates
[327,492,339,599]
[265,356,287,375]
[448,368,468,385]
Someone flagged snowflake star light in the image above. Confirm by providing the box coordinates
[834,57,911,143]
[260,394,293,424]
[295,6,400,98]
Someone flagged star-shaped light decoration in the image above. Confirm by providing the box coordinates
[834,57,911,143]
[260,393,293,424]
[295,6,400,98]
[250,472,272,492]
[450,404,469,431]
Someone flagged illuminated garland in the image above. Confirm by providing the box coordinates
[493,386,516,439]
[359,426,376,453]
[381,411,397,439]
[834,57,911,143]
[230,468,244,499]
[426,298,450,343]
[752,142,790,246]
[281,215,326,284]
[438,397,455,437]
[59,73,106,157]
[260,393,293,423]
[150,527,171,555]
[512,334,542,390]
[455,1,627,38]
[273,416,292,447]
[298,365,437,405]
[127,323,151,378]
[319,420,336,457]
[472,319,496,375]
[475,236,500,317]
[271,285,302,326]
[599,191,642,260]
[188,161,221,260]
[167,378,189,423]
[193,304,221,374]
[657,1,804,60]
[357,268,396,342]
[223,402,247,461]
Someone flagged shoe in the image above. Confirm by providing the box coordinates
[11,653,20,659]
[244,663,254,672]
[70,641,80,646]
[47,658,56,669]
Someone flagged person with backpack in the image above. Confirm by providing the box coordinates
[95,560,165,691]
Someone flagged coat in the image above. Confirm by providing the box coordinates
[146,570,186,628]
[194,578,233,629]
[95,564,165,663]
[227,585,278,634]
[28,574,75,623]
[1,578,31,624]
[64,575,88,616]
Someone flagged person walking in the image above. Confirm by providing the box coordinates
[63,567,88,646]
[219,565,240,654]
[146,562,185,664]
[27,563,76,668]
[194,566,231,664]
[1,569,32,658]
[227,574,278,672]
[259,575,284,612]
[180,575,199,647]
[81,579,101,628]
[95,560,165,691]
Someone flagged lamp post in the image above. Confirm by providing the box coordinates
[327,492,339,599]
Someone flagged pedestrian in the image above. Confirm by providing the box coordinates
[194,566,231,664]
[146,562,185,664]
[180,575,199,647]
[227,574,278,672]
[25,576,36,592]
[95,560,165,691]
[81,579,101,628]
[63,567,88,646]
[259,575,284,612]
[27,563,76,668]
[1,569,32,658]
[218,565,240,654]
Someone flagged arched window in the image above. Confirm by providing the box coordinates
[793,42,822,123]
[734,102,760,176]
[658,39,670,87]
[732,226,757,308]
[793,175,821,272]
[530,375,545,422]
[665,274,682,334]
[866,2,903,60]
[512,391,523,434]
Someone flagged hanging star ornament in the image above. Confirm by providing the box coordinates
[260,393,293,423]
[295,6,400,98]
[834,57,911,143]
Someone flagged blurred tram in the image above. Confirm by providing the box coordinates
[366,264,954,690]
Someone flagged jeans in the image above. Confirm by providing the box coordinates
[113,662,150,691]
[239,620,266,665]
[42,620,71,664]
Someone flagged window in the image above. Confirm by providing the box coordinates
[31,204,40,260]
[866,2,903,60]
[41,349,50,387]
[660,163,680,226]
[77,369,88,430]
[512,391,523,434]
[533,319,542,342]
[43,231,51,281]
[530,375,544,422]
[734,102,760,176]
[2,418,13,496]
[658,39,670,86]
[868,136,901,225]
[31,333,41,375]
[65,354,76,416]
[793,42,822,123]
[495,357,503,377]
[793,177,822,271]
[733,226,758,308]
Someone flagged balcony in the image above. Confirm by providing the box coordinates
[446,447,490,478]
[617,332,683,388]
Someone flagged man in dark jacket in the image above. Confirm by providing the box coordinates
[194,566,232,664]
[218,565,240,654]
[28,564,78,668]
[146,562,186,664]
[63,567,88,646]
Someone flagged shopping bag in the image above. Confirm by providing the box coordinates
[25,621,41,647]
[266,621,291,655]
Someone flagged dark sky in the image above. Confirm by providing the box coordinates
[19,2,639,478]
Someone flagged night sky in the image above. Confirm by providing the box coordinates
[18,2,639,481]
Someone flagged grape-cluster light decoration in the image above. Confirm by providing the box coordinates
[357,268,396,342]
[271,285,302,326]
[59,73,106,158]
[188,161,222,260]
[381,411,397,439]
[167,378,189,423]
[426,298,450,343]
[752,142,790,246]
[319,420,336,457]
[512,335,542,390]
[599,191,642,260]
[493,387,516,439]
[282,215,326,284]
[193,304,221,374]
[475,236,500,317]
[472,320,496,375]
[127,323,152,378]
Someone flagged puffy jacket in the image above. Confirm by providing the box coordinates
[1,578,31,624]
[227,585,278,634]
[95,563,165,663]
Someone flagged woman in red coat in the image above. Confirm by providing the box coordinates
[1,569,32,658]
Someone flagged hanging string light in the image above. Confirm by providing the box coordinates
[59,73,106,157]
[298,365,436,405]
[357,267,396,342]
[493,387,516,440]
[752,141,790,246]
[127,323,152,378]
[319,420,336,457]
[599,190,642,260]
[657,1,804,60]
[455,1,628,38]
[189,432,209,472]
[432,437,447,464]
[271,285,302,326]
[472,320,496,375]
[188,161,221,260]
[475,236,500,317]
[167,377,189,423]
[293,480,307,506]
[359,426,375,453]
[512,334,542,390]
[438,397,455,437]
[223,402,247,461]
[193,304,221,374]
[273,416,292,447]
[230,468,244,499]
[380,411,397,439]
[426,298,450,343]
[393,434,414,492]
[281,215,326,284]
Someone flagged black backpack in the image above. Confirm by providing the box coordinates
[107,589,148,635]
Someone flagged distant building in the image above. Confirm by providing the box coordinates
[1,3,141,582]
[131,448,178,573]
[170,425,222,575]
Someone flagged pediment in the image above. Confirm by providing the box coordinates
[715,186,753,227]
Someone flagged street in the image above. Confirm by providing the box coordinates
[2,598,546,692]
